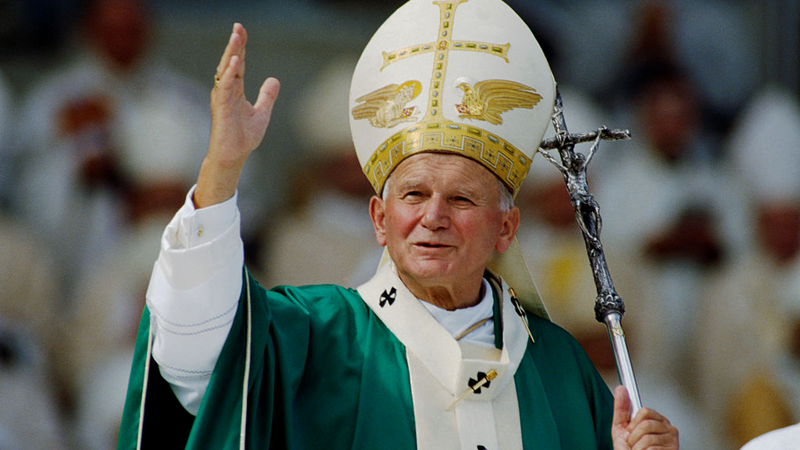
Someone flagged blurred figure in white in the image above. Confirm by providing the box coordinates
[0,67,71,449]
[61,217,164,449]
[73,349,136,450]
[14,1,210,444]
[696,85,800,448]
[594,64,746,389]
[255,57,381,289]
[0,318,69,450]
[741,422,800,450]
[16,0,209,293]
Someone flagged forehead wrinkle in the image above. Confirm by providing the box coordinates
[388,153,503,201]
[455,185,495,205]
[397,170,486,198]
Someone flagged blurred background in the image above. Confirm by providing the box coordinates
[0,0,798,448]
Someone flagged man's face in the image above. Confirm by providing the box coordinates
[88,0,149,71]
[369,153,519,298]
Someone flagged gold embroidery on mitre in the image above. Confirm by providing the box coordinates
[351,81,422,128]
[362,119,531,195]
[379,0,510,122]
[455,79,542,125]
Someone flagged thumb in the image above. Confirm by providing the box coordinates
[253,77,281,108]
[253,77,281,119]
[612,385,632,429]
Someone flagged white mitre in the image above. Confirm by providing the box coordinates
[349,0,555,318]
[349,0,555,196]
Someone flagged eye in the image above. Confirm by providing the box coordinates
[451,195,476,206]
[401,190,425,202]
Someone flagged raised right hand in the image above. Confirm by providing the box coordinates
[195,23,280,208]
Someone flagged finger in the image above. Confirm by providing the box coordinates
[626,409,676,444]
[210,55,242,108]
[612,385,632,429]
[216,55,242,95]
[627,424,679,450]
[234,23,247,79]
[627,423,674,448]
[235,22,247,47]
[216,24,243,80]
[237,23,247,60]
[629,431,678,450]
[627,406,668,431]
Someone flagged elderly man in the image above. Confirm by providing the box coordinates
[118,1,678,449]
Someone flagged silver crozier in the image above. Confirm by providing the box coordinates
[537,89,643,414]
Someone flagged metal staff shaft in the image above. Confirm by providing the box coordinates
[537,89,642,414]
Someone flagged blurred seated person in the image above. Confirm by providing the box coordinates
[695,85,800,448]
[594,64,745,384]
[16,0,209,286]
[256,58,381,288]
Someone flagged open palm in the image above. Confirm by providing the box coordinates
[196,23,280,208]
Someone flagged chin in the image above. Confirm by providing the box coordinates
[398,257,443,276]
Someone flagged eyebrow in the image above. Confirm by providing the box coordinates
[394,180,424,192]
[453,188,481,199]
[392,173,493,202]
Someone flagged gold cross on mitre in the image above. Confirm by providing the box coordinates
[381,0,510,122]
[350,0,555,196]
[382,0,510,69]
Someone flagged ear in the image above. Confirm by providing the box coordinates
[369,195,388,247]
[495,206,520,254]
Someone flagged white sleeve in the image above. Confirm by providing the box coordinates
[146,186,244,415]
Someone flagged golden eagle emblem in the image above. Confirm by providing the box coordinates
[455,79,542,125]
[352,80,422,128]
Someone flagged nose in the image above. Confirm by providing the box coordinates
[420,195,450,230]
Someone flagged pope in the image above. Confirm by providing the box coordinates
[117,1,679,449]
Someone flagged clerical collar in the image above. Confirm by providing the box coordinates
[419,278,495,347]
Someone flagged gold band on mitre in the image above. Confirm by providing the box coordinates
[349,0,555,196]
[362,119,532,195]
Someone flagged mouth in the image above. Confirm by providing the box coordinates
[414,242,452,249]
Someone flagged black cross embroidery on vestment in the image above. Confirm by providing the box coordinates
[379,287,397,307]
[468,371,492,394]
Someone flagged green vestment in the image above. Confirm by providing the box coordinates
[118,269,613,449]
